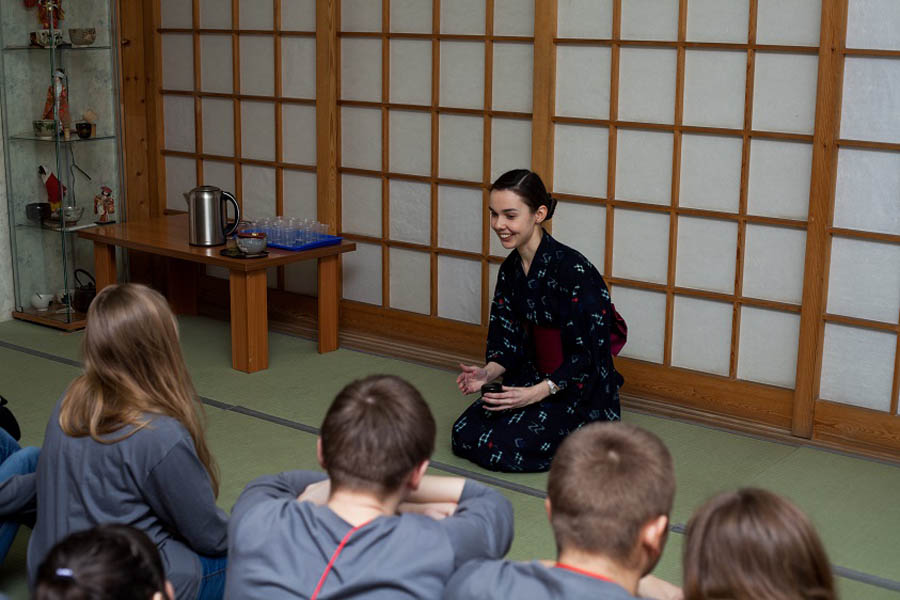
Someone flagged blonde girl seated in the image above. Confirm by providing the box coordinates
[27,284,228,600]
[683,488,836,600]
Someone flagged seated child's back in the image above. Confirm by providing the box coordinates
[225,375,514,600]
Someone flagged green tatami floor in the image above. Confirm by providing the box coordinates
[1,316,899,599]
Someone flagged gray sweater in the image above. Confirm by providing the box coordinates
[224,471,515,600]
[27,399,228,600]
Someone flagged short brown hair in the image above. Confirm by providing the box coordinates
[320,375,436,496]
[547,422,675,563]
[683,488,836,600]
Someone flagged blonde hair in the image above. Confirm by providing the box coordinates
[60,283,219,496]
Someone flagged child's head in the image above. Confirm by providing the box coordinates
[547,422,675,572]
[60,283,218,495]
[319,375,436,498]
[683,488,835,600]
[35,524,173,600]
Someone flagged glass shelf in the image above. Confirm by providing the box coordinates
[16,220,102,233]
[3,44,111,51]
[10,133,115,143]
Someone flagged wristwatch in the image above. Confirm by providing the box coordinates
[546,379,560,395]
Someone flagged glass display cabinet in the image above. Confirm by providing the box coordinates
[1,0,123,329]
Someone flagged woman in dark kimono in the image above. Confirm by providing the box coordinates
[452,170,623,472]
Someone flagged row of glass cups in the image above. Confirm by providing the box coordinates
[239,217,330,247]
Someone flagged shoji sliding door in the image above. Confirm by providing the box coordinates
[338,0,535,330]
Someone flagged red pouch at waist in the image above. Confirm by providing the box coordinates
[531,324,563,374]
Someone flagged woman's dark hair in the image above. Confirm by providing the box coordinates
[490,169,557,220]
[35,524,169,600]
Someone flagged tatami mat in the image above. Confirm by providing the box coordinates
[0,316,898,599]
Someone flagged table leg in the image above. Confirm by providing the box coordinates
[93,242,117,290]
[317,254,339,353]
[166,259,198,315]
[229,270,268,373]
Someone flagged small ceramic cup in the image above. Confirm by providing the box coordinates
[31,293,53,311]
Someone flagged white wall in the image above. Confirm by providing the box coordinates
[0,106,14,321]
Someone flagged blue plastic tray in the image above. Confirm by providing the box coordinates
[249,232,342,252]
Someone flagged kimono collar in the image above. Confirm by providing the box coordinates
[513,228,560,279]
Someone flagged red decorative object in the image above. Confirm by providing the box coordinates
[39,166,67,212]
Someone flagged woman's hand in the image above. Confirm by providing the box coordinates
[482,383,549,412]
[457,364,489,394]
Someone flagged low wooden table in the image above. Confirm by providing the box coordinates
[78,214,356,373]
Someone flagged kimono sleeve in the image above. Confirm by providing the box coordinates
[485,260,527,370]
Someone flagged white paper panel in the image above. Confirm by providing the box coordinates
[240,0,273,29]
[282,37,317,98]
[742,225,806,304]
[343,242,382,305]
[555,46,611,119]
[611,286,666,363]
[621,0,678,41]
[494,0,534,36]
[747,139,812,220]
[834,148,900,236]
[391,0,432,33]
[676,217,737,293]
[241,165,276,220]
[683,50,746,129]
[756,0,821,46]
[241,101,275,161]
[441,0,485,34]
[753,53,818,134]
[616,130,673,205]
[618,48,677,124]
[282,0,316,30]
[491,118,532,182]
[283,170,317,219]
[390,40,432,106]
[686,0,749,43]
[341,0,381,31]
[201,98,234,157]
[439,114,483,181]
[161,0,192,28]
[827,237,900,323]
[199,36,232,93]
[239,36,275,96]
[341,39,381,102]
[202,161,235,193]
[389,180,431,244]
[553,125,608,197]
[820,323,896,411]
[438,186,483,253]
[552,201,606,273]
[438,255,482,324]
[489,262,501,301]
[389,110,431,176]
[162,34,194,91]
[738,308,801,388]
[390,248,431,314]
[492,43,533,113]
[440,42,485,109]
[612,209,669,284]
[672,296,733,375]
[679,134,742,212]
[557,0,613,38]
[165,156,196,211]
[341,107,382,171]
[341,174,382,237]
[284,260,318,296]
[840,57,900,144]
[200,0,231,29]
[847,0,900,50]
[163,96,195,153]
[282,104,317,166]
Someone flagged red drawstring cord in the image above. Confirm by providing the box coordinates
[310,520,372,600]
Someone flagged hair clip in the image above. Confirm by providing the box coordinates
[55,568,75,579]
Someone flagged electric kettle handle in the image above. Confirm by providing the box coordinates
[222,191,241,237]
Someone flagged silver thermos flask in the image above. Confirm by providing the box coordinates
[183,186,241,246]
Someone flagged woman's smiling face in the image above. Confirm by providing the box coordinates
[489,189,544,250]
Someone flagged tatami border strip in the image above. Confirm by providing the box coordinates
[2,338,899,593]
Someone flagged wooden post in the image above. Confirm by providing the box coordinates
[530,0,558,185]
[316,0,339,232]
[318,254,340,352]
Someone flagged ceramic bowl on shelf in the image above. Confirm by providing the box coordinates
[68,28,96,46]
[49,206,84,225]
[30,30,64,47]
[32,119,58,138]
[26,202,51,221]
[75,121,92,139]
[236,231,267,254]
[30,292,53,311]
